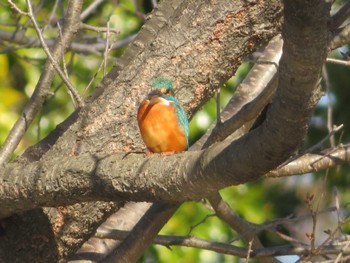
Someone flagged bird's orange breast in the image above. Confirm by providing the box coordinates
[137,100,187,153]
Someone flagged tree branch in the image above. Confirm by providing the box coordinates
[95,229,350,259]
[104,203,180,263]
[329,23,350,50]
[0,0,83,165]
[267,143,350,178]
[208,192,278,263]
[0,28,136,54]
[330,0,350,30]
[1,142,347,219]
[1,1,283,261]
[6,0,334,262]
[78,1,328,262]
[201,35,283,149]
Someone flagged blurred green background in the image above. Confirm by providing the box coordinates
[1,1,349,262]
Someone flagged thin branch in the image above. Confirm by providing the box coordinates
[277,124,343,168]
[80,0,105,21]
[103,203,180,263]
[326,57,350,67]
[0,0,84,165]
[8,0,84,107]
[330,0,350,30]
[208,192,278,263]
[103,21,110,77]
[333,187,343,235]
[322,65,335,147]
[245,239,254,263]
[80,22,119,34]
[25,0,85,108]
[57,21,77,108]
[303,124,343,154]
[47,0,61,25]
[95,229,350,258]
[266,143,350,178]
[216,86,222,125]
[187,213,216,236]
[274,230,307,245]
[83,21,115,95]
[329,23,350,50]
[73,202,153,262]
[0,29,136,54]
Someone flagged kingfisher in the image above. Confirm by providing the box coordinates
[137,78,189,153]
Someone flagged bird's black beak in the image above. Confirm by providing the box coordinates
[147,89,169,105]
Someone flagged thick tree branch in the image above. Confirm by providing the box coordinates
[104,203,180,263]
[201,35,283,149]
[1,142,347,219]
[4,0,337,262]
[78,1,330,262]
[0,1,283,261]
[72,202,152,261]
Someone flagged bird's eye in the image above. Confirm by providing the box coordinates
[166,89,174,96]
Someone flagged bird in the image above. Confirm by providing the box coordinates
[137,78,189,154]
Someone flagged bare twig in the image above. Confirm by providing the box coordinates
[277,124,343,169]
[95,228,350,259]
[57,21,77,108]
[208,192,277,263]
[266,143,350,178]
[330,0,350,29]
[326,57,350,66]
[330,23,350,50]
[94,203,350,261]
[80,22,119,34]
[245,239,254,263]
[103,21,110,77]
[25,0,84,107]
[9,0,85,107]
[274,230,307,245]
[84,20,115,95]
[80,0,105,21]
[322,66,335,147]
[0,0,84,165]
[47,0,61,25]
[334,239,350,262]
[304,125,343,154]
[333,187,343,234]
[216,86,222,125]
[187,213,216,236]
[0,29,136,54]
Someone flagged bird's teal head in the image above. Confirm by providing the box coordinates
[152,78,175,95]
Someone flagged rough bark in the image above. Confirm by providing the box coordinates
[5,0,335,261]
[98,0,330,262]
